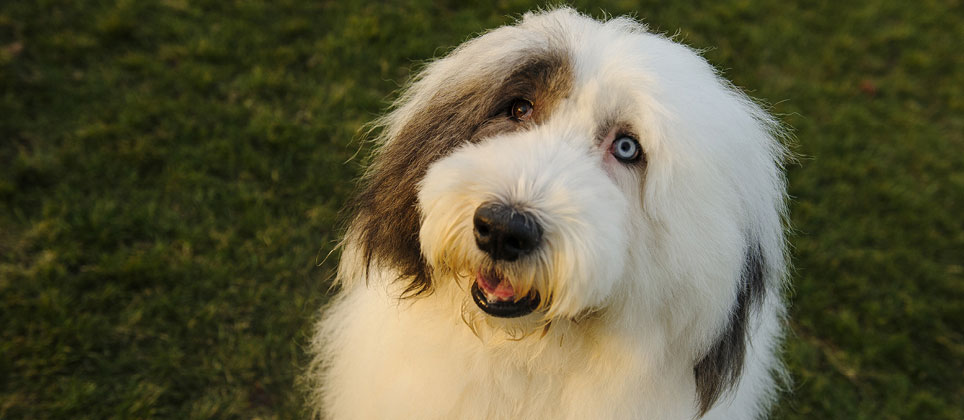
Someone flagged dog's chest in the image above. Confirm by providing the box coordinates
[326,287,698,420]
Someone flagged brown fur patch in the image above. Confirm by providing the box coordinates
[694,241,767,414]
[347,48,574,297]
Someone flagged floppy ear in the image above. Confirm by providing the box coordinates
[344,47,573,297]
[693,241,766,415]
[346,82,497,297]
[346,48,537,296]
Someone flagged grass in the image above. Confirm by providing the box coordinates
[1,1,961,418]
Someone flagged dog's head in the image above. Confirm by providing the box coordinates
[341,8,787,412]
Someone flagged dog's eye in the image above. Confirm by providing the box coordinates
[611,136,642,163]
[509,99,534,121]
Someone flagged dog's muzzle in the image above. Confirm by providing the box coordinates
[470,202,542,318]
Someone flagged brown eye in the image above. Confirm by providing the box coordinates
[509,99,534,121]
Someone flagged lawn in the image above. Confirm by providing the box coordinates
[1,1,961,419]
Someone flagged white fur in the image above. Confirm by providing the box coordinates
[309,8,789,420]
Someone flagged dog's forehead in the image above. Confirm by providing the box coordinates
[495,13,658,131]
[481,12,734,154]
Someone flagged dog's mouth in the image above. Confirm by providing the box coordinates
[471,270,539,318]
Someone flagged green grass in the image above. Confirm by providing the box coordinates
[1,1,960,418]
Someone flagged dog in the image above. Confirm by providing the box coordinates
[307,8,789,419]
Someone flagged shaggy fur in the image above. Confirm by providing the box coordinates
[308,8,789,420]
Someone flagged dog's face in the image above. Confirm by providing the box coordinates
[336,9,789,413]
[347,9,785,341]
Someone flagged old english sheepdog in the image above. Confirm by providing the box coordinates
[308,7,790,420]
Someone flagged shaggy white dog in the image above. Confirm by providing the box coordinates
[308,8,789,420]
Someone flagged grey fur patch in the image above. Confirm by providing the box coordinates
[347,48,573,297]
[693,241,766,415]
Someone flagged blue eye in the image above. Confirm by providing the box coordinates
[612,136,642,163]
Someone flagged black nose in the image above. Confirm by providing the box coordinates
[473,202,542,261]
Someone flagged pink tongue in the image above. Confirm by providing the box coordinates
[477,271,516,300]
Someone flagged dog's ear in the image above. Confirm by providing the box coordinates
[346,74,503,297]
[344,50,573,297]
[693,241,766,414]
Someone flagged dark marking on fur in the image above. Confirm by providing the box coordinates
[346,48,573,297]
[472,56,574,142]
[693,241,766,415]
